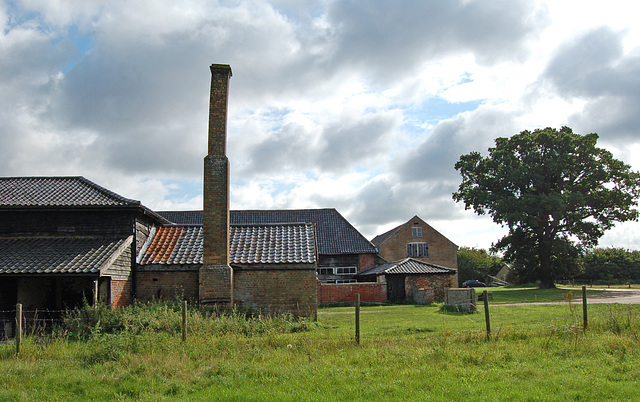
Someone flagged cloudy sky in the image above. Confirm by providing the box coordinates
[2,0,640,250]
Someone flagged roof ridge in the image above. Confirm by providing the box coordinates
[77,176,139,206]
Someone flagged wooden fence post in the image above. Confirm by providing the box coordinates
[16,303,22,355]
[182,300,187,342]
[483,290,491,340]
[582,285,588,332]
[355,293,360,345]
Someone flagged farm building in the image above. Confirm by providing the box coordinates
[372,215,459,287]
[0,176,167,312]
[0,64,459,315]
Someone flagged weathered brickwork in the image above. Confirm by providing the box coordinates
[404,273,455,303]
[358,253,376,272]
[318,282,387,304]
[208,64,232,156]
[200,265,233,303]
[203,156,230,266]
[136,270,198,302]
[234,268,317,317]
[377,216,458,269]
[201,64,234,306]
[111,279,132,307]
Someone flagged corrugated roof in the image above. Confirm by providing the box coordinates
[157,209,377,255]
[139,223,316,266]
[0,176,139,207]
[356,258,456,276]
[0,236,132,275]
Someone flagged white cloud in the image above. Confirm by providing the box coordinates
[1,0,639,252]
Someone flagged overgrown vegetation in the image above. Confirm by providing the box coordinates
[61,300,317,339]
[1,300,640,400]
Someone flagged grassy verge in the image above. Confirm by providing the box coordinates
[1,302,639,400]
[479,284,604,304]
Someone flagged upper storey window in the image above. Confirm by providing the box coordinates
[412,227,422,238]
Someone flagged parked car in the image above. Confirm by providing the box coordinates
[462,280,486,288]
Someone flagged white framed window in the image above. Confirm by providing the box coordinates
[317,268,334,276]
[336,279,357,284]
[336,267,357,275]
[412,227,422,237]
[407,242,428,257]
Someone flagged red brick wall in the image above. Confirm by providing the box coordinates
[318,282,387,304]
[234,268,317,317]
[111,279,132,307]
[136,270,199,302]
[358,253,376,271]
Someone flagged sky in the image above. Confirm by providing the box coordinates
[2,0,640,250]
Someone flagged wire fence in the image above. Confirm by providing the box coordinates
[1,309,65,340]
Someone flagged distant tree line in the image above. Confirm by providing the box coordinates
[456,247,504,284]
[457,247,640,286]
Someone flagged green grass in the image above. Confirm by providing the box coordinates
[479,284,604,304]
[1,301,640,400]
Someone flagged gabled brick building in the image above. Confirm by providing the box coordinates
[367,215,459,300]
[372,215,458,270]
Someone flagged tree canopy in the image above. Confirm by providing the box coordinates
[453,127,640,288]
[457,247,504,285]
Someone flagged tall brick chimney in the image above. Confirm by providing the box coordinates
[200,64,233,305]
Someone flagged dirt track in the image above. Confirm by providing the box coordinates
[579,288,640,304]
[503,288,640,306]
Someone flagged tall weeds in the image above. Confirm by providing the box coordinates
[61,300,316,340]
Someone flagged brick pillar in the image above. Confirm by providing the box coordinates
[200,64,234,305]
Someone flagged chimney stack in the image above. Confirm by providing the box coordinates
[200,64,233,305]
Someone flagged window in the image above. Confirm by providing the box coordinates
[317,268,334,276]
[336,267,357,275]
[407,242,429,257]
[412,227,422,237]
[336,279,357,284]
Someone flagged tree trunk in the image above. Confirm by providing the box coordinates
[538,235,555,289]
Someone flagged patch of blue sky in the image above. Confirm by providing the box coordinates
[60,25,95,74]
[4,1,39,32]
[402,97,482,138]
[165,179,202,202]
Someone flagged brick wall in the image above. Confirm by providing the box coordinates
[404,273,455,302]
[136,270,198,302]
[318,282,387,304]
[234,268,317,317]
[378,217,458,270]
[111,279,132,307]
[358,253,376,271]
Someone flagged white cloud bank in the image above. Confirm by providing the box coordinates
[1,0,639,249]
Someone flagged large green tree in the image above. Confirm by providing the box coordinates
[453,127,640,288]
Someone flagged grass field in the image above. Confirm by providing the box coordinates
[1,297,639,400]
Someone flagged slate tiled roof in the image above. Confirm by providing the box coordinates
[356,258,456,276]
[139,223,316,266]
[0,176,139,207]
[157,209,377,255]
[0,236,132,275]
[370,223,402,247]
[157,211,203,225]
[230,223,316,264]
[0,176,170,224]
